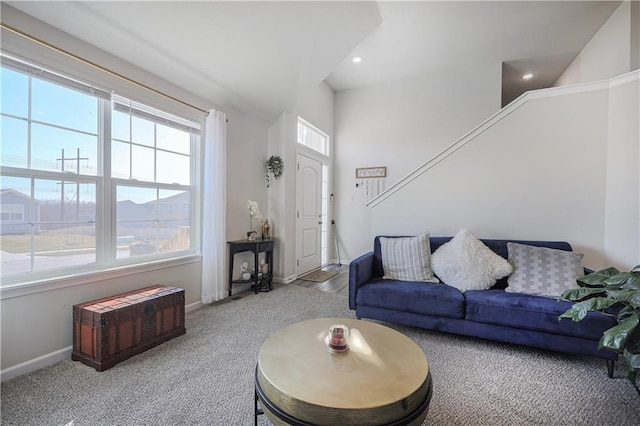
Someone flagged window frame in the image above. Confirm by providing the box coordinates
[297,117,330,157]
[0,54,202,294]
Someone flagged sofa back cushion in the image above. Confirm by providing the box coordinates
[373,236,574,289]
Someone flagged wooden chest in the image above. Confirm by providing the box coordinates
[72,285,186,371]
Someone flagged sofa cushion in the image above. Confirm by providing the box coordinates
[465,290,616,340]
[431,228,513,292]
[373,236,573,285]
[506,242,584,298]
[355,277,465,319]
[380,233,439,282]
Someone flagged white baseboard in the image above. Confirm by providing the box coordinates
[273,274,297,284]
[185,300,203,312]
[1,346,72,382]
[2,301,204,382]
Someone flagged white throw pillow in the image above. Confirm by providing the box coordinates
[505,242,584,298]
[380,233,439,282]
[431,228,513,292]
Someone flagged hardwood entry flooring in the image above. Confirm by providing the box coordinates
[292,264,349,296]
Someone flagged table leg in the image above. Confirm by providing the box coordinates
[267,249,273,290]
[254,388,258,426]
[255,248,260,293]
[228,251,234,297]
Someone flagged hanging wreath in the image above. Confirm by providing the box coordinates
[266,155,284,188]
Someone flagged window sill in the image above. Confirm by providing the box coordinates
[0,254,202,300]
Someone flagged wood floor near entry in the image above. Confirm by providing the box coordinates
[293,264,349,296]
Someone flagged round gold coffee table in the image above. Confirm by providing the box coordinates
[255,318,432,426]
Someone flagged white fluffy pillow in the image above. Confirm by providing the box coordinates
[380,233,439,283]
[431,229,513,292]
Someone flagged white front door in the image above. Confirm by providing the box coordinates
[296,153,322,275]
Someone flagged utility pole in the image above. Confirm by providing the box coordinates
[56,148,89,221]
[56,148,89,244]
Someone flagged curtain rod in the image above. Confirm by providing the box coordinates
[0,22,209,115]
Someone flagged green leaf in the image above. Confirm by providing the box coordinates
[618,305,637,322]
[605,289,637,301]
[599,313,640,351]
[605,289,640,309]
[631,265,640,274]
[559,305,588,322]
[606,272,638,286]
[620,275,640,290]
[559,298,617,321]
[630,292,640,309]
[560,287,606,302]
[578,267,620,287]
[624,349,640,370]
[625,352,640,387]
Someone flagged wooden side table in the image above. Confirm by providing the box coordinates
[228,239,274,297]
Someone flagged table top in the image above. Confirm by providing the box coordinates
[257,318,429,413]
[228,238,274,244]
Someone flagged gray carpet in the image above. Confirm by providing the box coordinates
[1,284,639,425]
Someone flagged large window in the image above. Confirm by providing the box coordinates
[0,56,200,286]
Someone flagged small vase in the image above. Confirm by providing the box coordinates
[262,220,271,240]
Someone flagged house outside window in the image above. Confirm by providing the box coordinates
[0,55,200,286]
[1,202,24,222]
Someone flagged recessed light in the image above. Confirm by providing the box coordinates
[352,57,362,64]
[522,73,534,80]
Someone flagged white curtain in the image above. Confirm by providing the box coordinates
[201,109,227,303]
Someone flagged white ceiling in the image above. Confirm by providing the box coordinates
[5,1,620,124]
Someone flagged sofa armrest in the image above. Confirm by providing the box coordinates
[349,251,374,310]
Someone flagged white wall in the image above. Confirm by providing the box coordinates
[0,261,201,378]
[0,6,271,377]
[267,82,334,281]
[633,1,640,70]
[225,111,270,289]
[333,65,501,260]
[334,1,639,269]
[371,87,611,269]
[0,4,210,123]
[555,1,631,86]
[604,77,640,269]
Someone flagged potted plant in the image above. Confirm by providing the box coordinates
[559,265,640,391]
[265,155,283,188]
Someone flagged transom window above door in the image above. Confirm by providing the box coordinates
[297,117,329,156]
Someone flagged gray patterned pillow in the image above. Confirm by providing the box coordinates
[505,242,584,298]
[380,233,439,283]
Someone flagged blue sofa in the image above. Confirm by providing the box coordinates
[349,236,618,375]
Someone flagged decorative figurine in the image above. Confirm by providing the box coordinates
[247,230,257,241]
[261,220,271,240]
[241,261,251,281]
